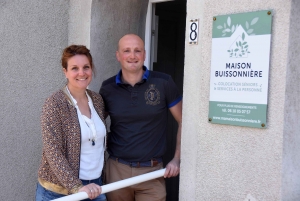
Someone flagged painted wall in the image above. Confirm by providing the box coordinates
[0,0,69,200]
[282,0,300,200]
[180,0,300,201]
[89,0,149,93]
[0,0,148,200]
[68,0,92,47]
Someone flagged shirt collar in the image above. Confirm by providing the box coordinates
[65,86,92,107]
[115,66,149,85]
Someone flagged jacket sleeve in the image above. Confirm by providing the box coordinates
[41,96,83,194]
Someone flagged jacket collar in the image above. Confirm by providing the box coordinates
[62,86,93,107]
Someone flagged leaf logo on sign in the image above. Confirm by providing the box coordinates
[217,16,259,37]
[245,17,259,35]
[216,16,260,58]
[227,32,250,58]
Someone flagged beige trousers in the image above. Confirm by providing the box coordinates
[105,158,166,201]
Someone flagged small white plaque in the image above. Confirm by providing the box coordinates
[189,19,199,45]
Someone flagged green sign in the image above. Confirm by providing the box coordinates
[208,10,272,128]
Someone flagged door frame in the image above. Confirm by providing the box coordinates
[144,0,174,69]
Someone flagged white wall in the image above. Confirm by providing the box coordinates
[89,0,149,93]
[68,0,92,47]
[180,0,299,200]
[282,0,300,200]
[0,1,69,200]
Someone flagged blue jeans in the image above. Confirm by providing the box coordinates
[35,177,106,201]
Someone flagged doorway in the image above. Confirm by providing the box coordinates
[145,0,186,200]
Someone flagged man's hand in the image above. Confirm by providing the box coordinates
[164,157,180,178]
[165,100,182,178]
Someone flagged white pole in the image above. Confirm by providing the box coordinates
[51,192,87,201]
[51,168,166,201]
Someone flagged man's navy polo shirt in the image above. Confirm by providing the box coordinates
[100,66,182,162]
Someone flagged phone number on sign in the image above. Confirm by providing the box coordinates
[221,108,251,114]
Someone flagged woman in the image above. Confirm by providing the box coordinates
[35,45,107,201]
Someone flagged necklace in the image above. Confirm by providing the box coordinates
[82,115,97,146]
[65,86,96,146]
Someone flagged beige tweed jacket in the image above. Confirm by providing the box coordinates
[38,87,106,195]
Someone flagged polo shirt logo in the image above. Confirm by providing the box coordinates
[144,84,160,106]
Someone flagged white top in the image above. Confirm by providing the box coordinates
[67,88,106,180]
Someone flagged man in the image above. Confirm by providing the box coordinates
[100,34,182,201]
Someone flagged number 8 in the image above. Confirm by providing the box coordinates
[190,22,197,41]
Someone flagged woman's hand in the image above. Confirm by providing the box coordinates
[78,183,102,199]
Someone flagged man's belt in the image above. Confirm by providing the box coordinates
[109,155,162,168]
